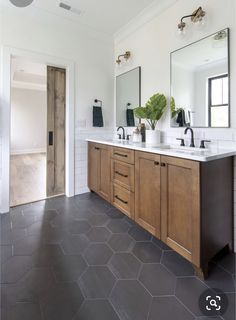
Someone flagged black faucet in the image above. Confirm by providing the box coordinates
[184,127,195,147]
[117,126,125,140]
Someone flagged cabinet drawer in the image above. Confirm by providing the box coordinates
[111,184,134,219]
[112,147,134,164]
[111,160,134,191]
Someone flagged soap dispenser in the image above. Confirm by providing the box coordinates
[132,127,141,143]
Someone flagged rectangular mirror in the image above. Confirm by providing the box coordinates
[116,67,141,127]
[171,28,230,128]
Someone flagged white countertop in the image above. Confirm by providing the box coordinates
[86,138,236,162]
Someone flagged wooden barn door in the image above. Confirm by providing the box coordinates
[47,66,66,197]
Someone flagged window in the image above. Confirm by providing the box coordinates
[208,74,229,127]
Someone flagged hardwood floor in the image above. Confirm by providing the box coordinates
[10,153,46,207]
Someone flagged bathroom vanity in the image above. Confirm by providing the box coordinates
[87,139,235,278]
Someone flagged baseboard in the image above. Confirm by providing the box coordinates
[11,148,46,155]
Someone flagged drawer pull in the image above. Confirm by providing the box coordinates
[114,152,128,158]
[95,147,100,150]
[115,171,128,178]
[115,195,128,204]
[161,163,166,167]
[154,161,160,166]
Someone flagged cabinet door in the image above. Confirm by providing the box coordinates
[97,145,111,202]
[88,142,100,192]
[161,156,200,266]
[135,151,161,237]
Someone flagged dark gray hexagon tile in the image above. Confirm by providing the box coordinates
[13,235,41,256]
[139,264,176,296]
[6,303,43,320]
[61,234,90,255]
[52,254,87,282]
[78,266,116,298]
[110,280,152,320]
[108,253,141,279]
[106,208,125,219]
[108,234,134,252]
[148,296,194,320]
[19,268,56,301]
[222,292,235,320]
[132,242,162,263]
[1,282,38,305]
[74,300,120,320]
[11,213,36,229]
[175,277,209,316]
[32,244,64,267]
[89,201,111,215]
[67,220,91,234]
[128,225,152,241]
[84,243,113,265]
[88,213,109,226]
[107,219,130,234]
[1,256,32,284]
[1,245,13,264]
[86,227,111,242]
[41,282,84,320]
[152,236,173,251]
[27,220,51,236]
[1,227,27,245]
[162,251,195,276]
[203,264,235,293]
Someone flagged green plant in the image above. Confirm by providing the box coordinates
[134,93,167,130]
[171,97,183,118]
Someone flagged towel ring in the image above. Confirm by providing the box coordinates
[94,99,102,107]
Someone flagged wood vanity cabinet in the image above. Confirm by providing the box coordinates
[134,150,233,278]
[88,142,233,278]
[135,151,161,237]
[88,142,111,202]
[111,147,135,219]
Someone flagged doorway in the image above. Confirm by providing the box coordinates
[10,57,66,207]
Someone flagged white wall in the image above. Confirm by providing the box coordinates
[11,88,47,154]
[115,0,236,248]
[0,5,114,206]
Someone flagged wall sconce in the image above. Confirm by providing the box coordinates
[178,6,206,33]
[116,51,131,65]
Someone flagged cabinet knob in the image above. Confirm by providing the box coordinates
[154,161,160,166]
[161,163,166,167]
[95,147,100,150]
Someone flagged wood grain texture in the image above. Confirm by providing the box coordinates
[10,153,46,207]
[88,142,111,202]
[111,159,134,192]
[160,156,200,266]
[112,147,134,164]
[135,151,161,237]
[111,183,134,219]
[47,66,65,197]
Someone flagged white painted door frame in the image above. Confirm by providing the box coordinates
[0,46,75,213]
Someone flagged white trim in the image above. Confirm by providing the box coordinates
[114,0,178,44]
[0,46,75,213]
[11,149,46,155]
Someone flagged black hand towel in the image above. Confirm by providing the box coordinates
[93,106,104,127]
[126,109,135,127]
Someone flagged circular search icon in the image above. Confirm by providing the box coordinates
[199,288,228,317]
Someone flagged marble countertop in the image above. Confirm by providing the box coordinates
[86,138,236,162]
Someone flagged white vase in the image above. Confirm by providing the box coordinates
[145,130,161,146]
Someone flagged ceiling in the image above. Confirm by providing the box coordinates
[11,57,46,91]
[0,0,162,35]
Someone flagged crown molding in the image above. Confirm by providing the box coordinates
[114,0,179,44]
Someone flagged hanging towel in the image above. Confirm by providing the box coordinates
[93,106,104,127]
[176,110,185,127]
[126,109,135,127]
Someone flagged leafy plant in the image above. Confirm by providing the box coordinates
[134,93,167,130]
[171,97,183,118]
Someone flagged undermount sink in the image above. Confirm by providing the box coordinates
[153,145,206,154]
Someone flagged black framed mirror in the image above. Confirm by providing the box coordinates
[171,28,230,128]
[116,67,141,127]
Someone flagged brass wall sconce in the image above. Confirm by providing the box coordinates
[116,51,131,65]
[178,6,206,32]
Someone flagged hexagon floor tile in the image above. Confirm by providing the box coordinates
[1,194,235,320]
